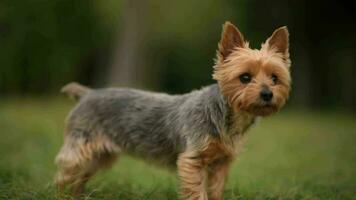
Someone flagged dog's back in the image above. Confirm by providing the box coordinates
[71,87,186,162]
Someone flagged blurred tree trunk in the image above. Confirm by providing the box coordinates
[108,0,148,87]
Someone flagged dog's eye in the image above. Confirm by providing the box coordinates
[271,74,278,84]
[239,73,252,84]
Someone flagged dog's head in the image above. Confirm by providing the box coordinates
[213,22,291,116]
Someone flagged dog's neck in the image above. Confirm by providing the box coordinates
[204,84,256,137]
[225,108,256,136]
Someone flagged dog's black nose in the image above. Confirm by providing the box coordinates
[260,89,273,102]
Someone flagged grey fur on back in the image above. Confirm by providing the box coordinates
[65,84,253,167]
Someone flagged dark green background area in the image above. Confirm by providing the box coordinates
[1,0,356,110]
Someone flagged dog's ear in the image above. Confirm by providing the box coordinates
[218,21,245,59]
[267,26,289,57]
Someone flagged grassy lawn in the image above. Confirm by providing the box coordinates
[0,98,355,199]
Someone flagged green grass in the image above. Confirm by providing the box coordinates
[0,98,355,199]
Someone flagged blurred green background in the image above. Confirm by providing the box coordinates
[1,0,356,109]
[0,0,356,199]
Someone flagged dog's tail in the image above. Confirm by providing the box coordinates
[61,82,91,101]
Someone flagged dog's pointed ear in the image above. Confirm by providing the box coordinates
[217,22,245,59]
[267,26,289,56]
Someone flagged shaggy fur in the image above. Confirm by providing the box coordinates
[55,21,291,200]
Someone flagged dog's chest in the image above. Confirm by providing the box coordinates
[227,112,256,136]
[201,113,255,164]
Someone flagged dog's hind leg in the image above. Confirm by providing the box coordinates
[54,132,120,196]
[70,151,119,195]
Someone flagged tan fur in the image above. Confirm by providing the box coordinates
[217,21,246,60]
[177,140,234,200]
[178,134,246,200]
[55,134,120,195]
[177,151,208,200]
[213,22,291,116]
[207,159,231,200]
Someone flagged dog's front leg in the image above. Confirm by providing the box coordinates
[207,159,231,200]
[177,151,208,200]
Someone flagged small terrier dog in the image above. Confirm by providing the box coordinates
[55,21,291,200]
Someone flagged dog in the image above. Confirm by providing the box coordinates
[54,21,291,200]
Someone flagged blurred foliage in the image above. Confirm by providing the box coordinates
[0,0,121,93]
[0,0,356,110]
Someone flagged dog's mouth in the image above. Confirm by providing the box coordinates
[246,103,278,116]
